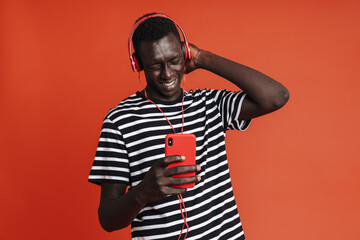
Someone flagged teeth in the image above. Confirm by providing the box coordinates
[162,79,176,87]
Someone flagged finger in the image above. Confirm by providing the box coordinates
[164,165,201,177]
[160,155,185,167]
[162,186,188,195]
[168,175,202,186]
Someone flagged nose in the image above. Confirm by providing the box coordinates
[161,63,173,80]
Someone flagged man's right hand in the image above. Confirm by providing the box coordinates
[98,156,201,231]
[135,155,201,204]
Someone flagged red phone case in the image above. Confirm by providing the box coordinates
[165,133,196,188]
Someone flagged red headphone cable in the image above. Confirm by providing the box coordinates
[144,89,189,239]
[177,194,189,240]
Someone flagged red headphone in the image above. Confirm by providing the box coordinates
[128,13,191,72]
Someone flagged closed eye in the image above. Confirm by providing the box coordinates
[170,57,182,65]
[146,64,161,71]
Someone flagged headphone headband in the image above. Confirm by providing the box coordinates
[128,13,191,72]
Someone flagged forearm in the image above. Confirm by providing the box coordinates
[98,185,146,232]
[197,50,289,110]
[98,156,200,232]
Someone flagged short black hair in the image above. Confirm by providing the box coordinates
[132,13,182,55]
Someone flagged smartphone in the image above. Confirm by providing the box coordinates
[165,133,197,188]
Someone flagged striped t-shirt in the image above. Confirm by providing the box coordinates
[89,88,251,239]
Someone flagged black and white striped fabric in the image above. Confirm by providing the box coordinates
[89,88,251,240]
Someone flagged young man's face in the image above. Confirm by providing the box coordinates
[138,33,185,101]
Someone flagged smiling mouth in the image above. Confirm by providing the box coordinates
[161,79,176,87]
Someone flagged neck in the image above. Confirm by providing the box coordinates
[144,86,182,102]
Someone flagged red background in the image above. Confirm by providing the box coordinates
[1,0,360,239]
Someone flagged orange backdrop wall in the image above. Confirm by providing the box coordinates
[1,0,360,239]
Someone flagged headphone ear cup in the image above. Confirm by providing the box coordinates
[181,41,189,61]
[132,52,143,71]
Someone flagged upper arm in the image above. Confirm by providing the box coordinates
[239,92,289,120]
[100,182,127,201]
[239,96,265,120]
[209,89,251,131]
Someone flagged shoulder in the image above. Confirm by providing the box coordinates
[185,88,217,99]
[184,89,239,107]
[104,92,146,121]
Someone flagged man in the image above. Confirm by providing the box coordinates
[89,13,289,239]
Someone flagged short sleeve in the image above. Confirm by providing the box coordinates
[209,89,252,131]
[88,117,130,186]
